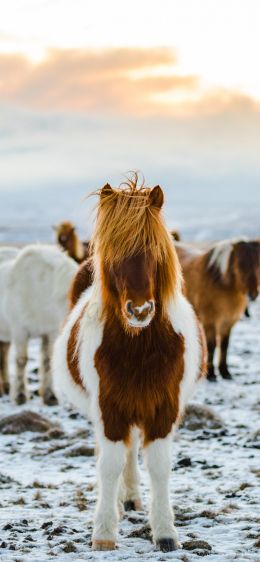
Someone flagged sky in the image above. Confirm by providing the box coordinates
[0,0,260,216]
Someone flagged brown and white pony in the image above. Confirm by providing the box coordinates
[54,221,90,263]
[176,239,260,382]
[53,179,206,552]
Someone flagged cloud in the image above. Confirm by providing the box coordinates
[0,47,201,113]
[1,47,259,119]
[1,46,260,210]
[1,93,260,193]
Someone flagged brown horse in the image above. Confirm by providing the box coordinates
[53,177,206,552]
[53,221,90,263]
[176,239,260,382]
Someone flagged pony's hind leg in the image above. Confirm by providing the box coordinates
[205,325,217,382]
[145,434,180,552]
[122,427,142,512]
[92,437,126,550]
[40,334,58,405]
[13,339,28,405]
[0,342,10,396]
[219,329,232,379]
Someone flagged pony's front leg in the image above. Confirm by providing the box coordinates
[219,328,232,379]
[92,437,126,551]
[0,342,10,395]
[40,334,58,405]
[13,339,28,405]
[122,427,142,511]
[145,434,180,552]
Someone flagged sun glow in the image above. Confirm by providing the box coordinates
[1,0,260,103]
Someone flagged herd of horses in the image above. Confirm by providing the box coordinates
[54,209,260,385]
[0,178,259,552]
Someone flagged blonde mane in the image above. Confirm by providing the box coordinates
[92,175,182,306]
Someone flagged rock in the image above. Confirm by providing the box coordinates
[127,524,152,542]
[46,427,65,439]
[65,445,95,457]
[74,488,87,511]
[0,473,18,486]
[199,510,217,519]
[182,403,224,431]
[0,411,62,434]
[41,521,53,530]
[63,541,77,553]
[176,456,192,468]
[183,539,212,551]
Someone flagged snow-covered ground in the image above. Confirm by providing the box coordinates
[0,300,259,562]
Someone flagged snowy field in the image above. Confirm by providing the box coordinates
[1,184,260,245]
[0,298,259,561]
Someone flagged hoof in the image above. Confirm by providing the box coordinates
[156,538,178,552]
[220,371,232,380]
[207,373,217,383]
[15,392,27,405]
[43,389,58,406]
[92,540,116,551]
[124,499,142,512]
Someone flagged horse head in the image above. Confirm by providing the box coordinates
[232,240,260,301]
[93,178,181,332]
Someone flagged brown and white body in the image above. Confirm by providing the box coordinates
[0,245,77,404]
[176,239,260,381]
[54,221,91,263]
[53,178,206,552]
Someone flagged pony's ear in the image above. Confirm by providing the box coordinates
[100,183,113,198]
[149,185,164,209]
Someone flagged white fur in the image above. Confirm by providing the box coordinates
[121,427,141,506]
[134,302,151,314]
[145,435,180,545]
[168,292,202,412]
[0,246,19,264]
[127,316,152,328]
[53,279,202,548]
[207,238,248,276]
[208,240,233,275]
[53,286,103,417]
[0,244,77,403]
[93,437,127,545]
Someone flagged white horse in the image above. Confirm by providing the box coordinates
[0,244,77,404]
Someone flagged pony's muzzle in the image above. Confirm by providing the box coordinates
[59,234,69,243]
[125,300,155,328]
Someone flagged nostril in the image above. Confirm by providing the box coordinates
[148,300,154,313]
[126,301,134,316]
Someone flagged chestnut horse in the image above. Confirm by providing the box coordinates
[176,239,260,382]
[54,221,90,263]
[53,179,206,552]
